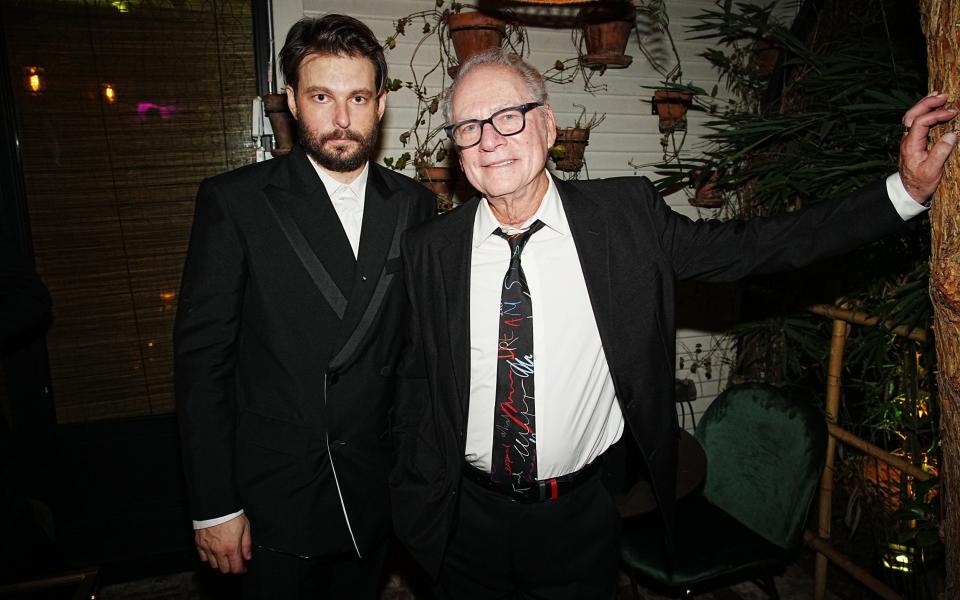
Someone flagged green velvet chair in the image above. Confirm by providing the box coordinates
[620,383,828,599]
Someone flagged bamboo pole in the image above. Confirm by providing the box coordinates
[918,3,960,593]
[808,304,929,343]
[815,318,848,600]
[827,422,933,482]
[804,531,902,600]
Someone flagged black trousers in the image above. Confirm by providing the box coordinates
[435,472,621,600]
[242,540,390,600]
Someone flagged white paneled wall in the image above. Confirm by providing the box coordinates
[275,0,796,428]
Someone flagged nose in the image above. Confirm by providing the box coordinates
[478,121,505,151]
[334,102,350,129]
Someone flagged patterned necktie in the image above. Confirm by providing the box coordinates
[491,220,545,486]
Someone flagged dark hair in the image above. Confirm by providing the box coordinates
[279,14,387,94]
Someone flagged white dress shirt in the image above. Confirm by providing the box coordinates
[193,159,369,529]
[313,159,369,259]
[465,171,924,481]
[467,175,624,479]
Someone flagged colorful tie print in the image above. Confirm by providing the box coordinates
[491,220,545,487]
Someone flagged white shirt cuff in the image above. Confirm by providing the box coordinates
[193,509,244,530]
[887,173,928,221]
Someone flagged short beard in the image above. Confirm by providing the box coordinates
[298,119,379,173]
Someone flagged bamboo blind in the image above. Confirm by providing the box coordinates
[3,0,256,422]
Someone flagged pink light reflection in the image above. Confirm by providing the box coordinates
[136,102,177,123]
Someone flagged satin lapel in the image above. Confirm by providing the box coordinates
[263,147,353,317]
[328,166,401,371]
[556,178,616,354]
[439,199,480,418]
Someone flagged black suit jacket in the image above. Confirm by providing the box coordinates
[175,146,435,557]
[391,174,905,576]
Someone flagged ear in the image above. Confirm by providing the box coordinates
[543,104,557,148]
[376,91,387,121]
[285,84,299,120]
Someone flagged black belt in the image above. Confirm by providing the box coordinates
[461,461,600,503]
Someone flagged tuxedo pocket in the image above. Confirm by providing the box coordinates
[237,410,310,456]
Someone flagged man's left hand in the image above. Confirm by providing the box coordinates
[900,92,958,204]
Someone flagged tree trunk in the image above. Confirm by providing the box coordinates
[921,1,960,596]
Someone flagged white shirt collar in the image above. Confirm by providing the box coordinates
[473,172,569,248]
[307,155,370,202]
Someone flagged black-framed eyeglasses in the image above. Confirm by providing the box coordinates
[444,102,544,149]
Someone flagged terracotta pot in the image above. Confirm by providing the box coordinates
[653,89,692,133]
[417,166,456,211]
[579,3,635,69]
[262,93,296,157]
[750,37,782,77]
[689,172,723,209]
[447,12,505,69]
[551,127,590,172]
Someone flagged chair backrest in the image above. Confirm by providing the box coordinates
[695,383,827,551]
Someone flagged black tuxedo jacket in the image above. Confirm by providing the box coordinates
[175,145,435,558]
[391,174,905,576]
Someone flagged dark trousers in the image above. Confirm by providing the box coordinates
[242,540,390,600]
[435,472,621,600]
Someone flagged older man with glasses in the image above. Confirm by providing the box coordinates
[390,48,956,599]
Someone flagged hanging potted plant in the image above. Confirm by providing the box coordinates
[651,86,696,133]
[749,36,782,77]
[447,10,506,69]
[416,144,456,210]
[261,93,295,157]
[688,169,724,209]
[578,1,636,69]
[549,104,605,174]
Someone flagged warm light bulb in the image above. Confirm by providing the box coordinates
[103,84,117,103]
[25,66,44,94]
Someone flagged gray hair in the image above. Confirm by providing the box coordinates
[441,48,549,124]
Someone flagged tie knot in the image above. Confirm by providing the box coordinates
[494,219,545,256]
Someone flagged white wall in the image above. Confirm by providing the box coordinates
[273,0,797,429]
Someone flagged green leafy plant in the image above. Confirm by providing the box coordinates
[659,0,941,592]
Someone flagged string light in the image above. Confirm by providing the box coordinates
[103,83,117,103]
[25,66,44,94]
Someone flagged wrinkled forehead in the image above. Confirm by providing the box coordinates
[451,64,528,121]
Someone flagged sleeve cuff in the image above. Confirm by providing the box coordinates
[193,509,244,530]
[887,173,929,221]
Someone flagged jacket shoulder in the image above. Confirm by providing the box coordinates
[406,198,478,243]
[372,164,436,210]
[203,156,288,187]
[563,175,659,202]
[199,155,285,197]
